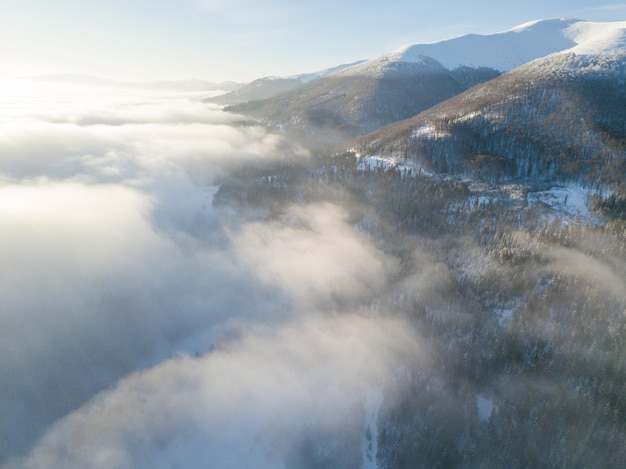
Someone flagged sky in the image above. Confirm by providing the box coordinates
[1,0,625,82]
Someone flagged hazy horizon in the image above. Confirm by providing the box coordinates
[2,1,625,83]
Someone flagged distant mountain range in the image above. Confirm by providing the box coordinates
[211,19,626,469]
[220,19,626,189]
[349,51,626,186]
[25,73,242,92]
[204,60,365,105]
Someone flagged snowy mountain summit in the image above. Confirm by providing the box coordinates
[226,18,626,146]
[350,18,626,75]
[561,20,626,55]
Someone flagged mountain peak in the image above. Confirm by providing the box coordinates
[334,54,449,79]
[507,17,581,33]
[562,20,626,56]
[384,18,580,72]
[356,19,626,74]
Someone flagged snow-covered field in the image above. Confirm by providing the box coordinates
[477,394,497,422]
[527,183,600,224]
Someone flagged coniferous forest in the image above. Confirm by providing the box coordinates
[213,147,626,468]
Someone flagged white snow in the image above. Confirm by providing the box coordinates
[412,124,449,139]
[476,394,497,422]
[335,54,447,78]
[563,21,626,56]
[527,183,598,223]
[387,18,580,71]
[246,20,626,90]
[509,19,551,33]
[361,385,384,469]
[334,19,626,78]
[494,305,517,328]
[356,154,419,174]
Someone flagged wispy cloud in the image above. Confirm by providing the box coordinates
[0,79,415,467]
[0,80,305,463]
[12,315,423,469]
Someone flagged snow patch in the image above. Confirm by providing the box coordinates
[527,183,598,223]
[477,394,497,422]
[453,111,483,123]
[355,154,429,176]
[495,308,513,327]
[338,19,626,78]
[389,18,579,71]
[510,19,551,33]
[563,21,626,56]
[465,195,496,211]
[412,124,449,139]
[361,385,384,469]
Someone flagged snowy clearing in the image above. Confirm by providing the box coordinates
[526,183,600,224]
[477,394,497,422]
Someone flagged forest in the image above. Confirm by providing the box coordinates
[214,148,626,468]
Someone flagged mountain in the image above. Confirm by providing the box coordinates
[206,76,309,105]
[224,19,625,146]
[347,38,626,190]
[210,31,626,464]
[226,56,477,145]
[382,18,580,72]
[205,61,365,105]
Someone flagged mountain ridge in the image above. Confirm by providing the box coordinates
[223,19,626,147]
[347,50,626,190]
[205,60,366,105]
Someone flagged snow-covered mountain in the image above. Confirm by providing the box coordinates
[226,19,626,145]
[347,45,626,191]
[556,19,626,56]
[376,18,578,72]
[206,60,365,105]
[354,18,626,73]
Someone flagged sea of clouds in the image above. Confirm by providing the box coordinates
[0,79,423,468]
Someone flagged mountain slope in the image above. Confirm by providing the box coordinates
[368,18,579,72]
[564,20,626,55]
[206,61,365,105]
[348,50,626,189]
[206,76,307,105]
[375,18,626,71]
[227,56,475,145]
[225,19,626,146]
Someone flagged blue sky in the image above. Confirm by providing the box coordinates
[1,0,625,82]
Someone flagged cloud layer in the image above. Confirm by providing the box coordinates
[14,315,421,469]
[0,79,416,468]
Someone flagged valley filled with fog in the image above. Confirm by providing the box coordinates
[2,77,625,469]
[0,80,422,468]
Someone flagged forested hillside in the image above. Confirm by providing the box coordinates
[349,53,626,191]
[209,26,626,468]
[225,61,499,146]
[212,150,626,468]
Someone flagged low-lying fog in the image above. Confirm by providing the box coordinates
[0,79,422,468]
